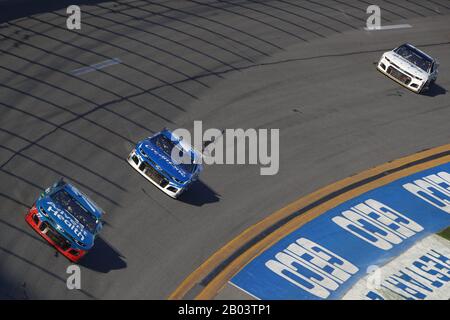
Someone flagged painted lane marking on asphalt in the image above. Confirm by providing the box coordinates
[343,235,450,300]
[364,24,412,31]
[70,58,122,76]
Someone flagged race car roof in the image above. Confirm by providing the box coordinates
[35,181,102,247]
[399,43,435,63]
[138,130,201,182]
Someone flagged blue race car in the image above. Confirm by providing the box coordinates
[25,179,104,262]
[127,129,203,198]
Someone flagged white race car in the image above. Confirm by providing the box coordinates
[377,43,439,93]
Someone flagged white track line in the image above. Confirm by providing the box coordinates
[364,24,412,31]
[70,58,122,76]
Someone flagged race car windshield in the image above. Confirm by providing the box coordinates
[394,45,432,72]
[50,189,97,233]
[153,134,197,173]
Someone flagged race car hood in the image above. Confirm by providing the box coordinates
[35,196,95,249]
[385,51,429,80]
[137,138,198,183]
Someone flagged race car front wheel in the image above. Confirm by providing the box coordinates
[418,81,430,94]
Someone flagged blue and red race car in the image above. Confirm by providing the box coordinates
[25,179,104,262]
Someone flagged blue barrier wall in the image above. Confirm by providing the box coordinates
[231,162,450,299]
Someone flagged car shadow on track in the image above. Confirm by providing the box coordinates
[177,180,220,206]
[79,237,126,273]
[423,83,447,97]
[0,272,47,299]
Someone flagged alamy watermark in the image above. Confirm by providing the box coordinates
[366,265,382,290]
[366,5,381,30]
[171,121,279,176]
[66,5,81,30]
[64,4,395,32]
[66,265,81,290]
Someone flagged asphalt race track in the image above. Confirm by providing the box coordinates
[1,0,450,299]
